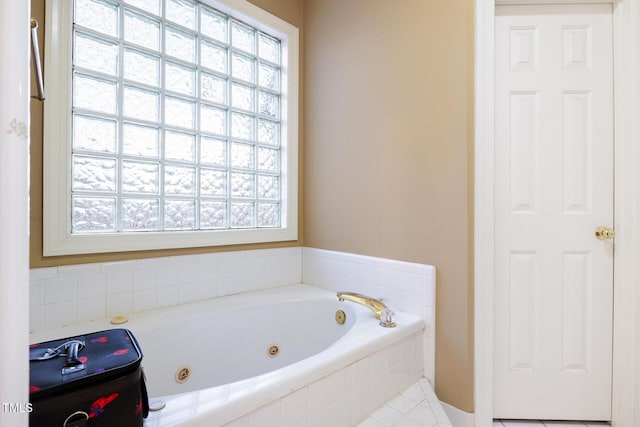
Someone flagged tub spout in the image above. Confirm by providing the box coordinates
[336,292,396,327]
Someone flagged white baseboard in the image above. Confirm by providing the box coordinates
[441,401,475,427]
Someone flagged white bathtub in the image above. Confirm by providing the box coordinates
[30,284,425,426]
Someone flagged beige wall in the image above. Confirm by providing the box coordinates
[29,0,304,268]
[303,0,475,412]
[30,0,475,414]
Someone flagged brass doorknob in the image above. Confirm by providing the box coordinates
[595,226,615,240]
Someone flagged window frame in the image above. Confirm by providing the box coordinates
[43,0,299,256]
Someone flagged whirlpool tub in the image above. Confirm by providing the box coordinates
[30,284,425,426]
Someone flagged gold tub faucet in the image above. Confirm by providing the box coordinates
[336,292,396,327]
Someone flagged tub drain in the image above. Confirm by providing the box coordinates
[149,400,166,412]
[175,365,191,384]
[267,344,280,358]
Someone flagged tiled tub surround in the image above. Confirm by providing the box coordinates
[302,247,436,383]
[29,247,439,425]
[29,247,302,332]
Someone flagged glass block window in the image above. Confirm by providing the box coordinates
[70,0,284,234]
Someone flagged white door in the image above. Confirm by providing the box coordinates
[493,4,614,420]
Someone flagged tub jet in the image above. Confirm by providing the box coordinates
[175,366,191,384]
[267,344,280,358]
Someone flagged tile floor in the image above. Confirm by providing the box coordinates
[355,378,611,427]
[495,422,609,427]
[357,378,452,427]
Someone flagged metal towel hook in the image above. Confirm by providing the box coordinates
[30,17,45,101]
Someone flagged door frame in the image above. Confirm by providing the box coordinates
[474,1,640,426]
